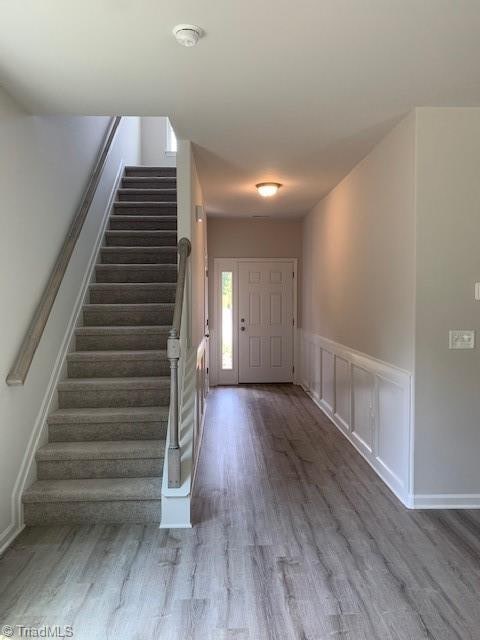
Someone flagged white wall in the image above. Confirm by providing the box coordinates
[176,140,207,348]
[0,87,141,549]
[141,117,176,167]
[302,113,416,372]
[414,108,480,502]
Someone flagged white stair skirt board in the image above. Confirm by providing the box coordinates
[298,329,414,508]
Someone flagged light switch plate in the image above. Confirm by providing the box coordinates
[449,330,475,349]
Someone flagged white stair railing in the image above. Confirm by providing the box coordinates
[167,237,191,488]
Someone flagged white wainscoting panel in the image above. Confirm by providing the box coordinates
[351,364,374,455]
[376,374,409,496]
[334,356,351,432]
[321,349,335,413]
[300,329,413,507]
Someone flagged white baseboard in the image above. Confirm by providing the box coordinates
[0,524,25,557]
[299,329,413,509]
[412,494,480,509]
[1,162,124,551]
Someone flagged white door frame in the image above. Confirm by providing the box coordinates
[211,257,298,386]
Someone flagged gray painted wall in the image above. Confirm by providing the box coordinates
[414,108,480,495]
[301,113,416,372]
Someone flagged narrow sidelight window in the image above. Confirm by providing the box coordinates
[221,271,233,370]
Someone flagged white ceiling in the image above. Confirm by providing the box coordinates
[1,1,480,218]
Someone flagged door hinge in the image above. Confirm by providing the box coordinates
[292,365,295,374]
[206,367,209,374]
[293,271,295,278]
[292,317,295,326]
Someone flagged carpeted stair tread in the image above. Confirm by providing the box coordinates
[113,201,177,209]
[57,376,169,391]
[23,477,163,503]
[109,215,177,231]
[75,325,171,335]
[95,263,177,271]
[122,177,176,187]
[48,406,169,424]
[124,165,176,176]
[89,283,176,304]
[67,350,167,362]
[100,246,177,264]
[105,230,177,246]
[36,440,165,461]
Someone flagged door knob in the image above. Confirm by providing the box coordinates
[241,327,245,331]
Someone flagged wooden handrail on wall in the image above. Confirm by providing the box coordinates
[6,116,122,386]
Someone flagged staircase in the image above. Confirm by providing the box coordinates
[22,166,177,525]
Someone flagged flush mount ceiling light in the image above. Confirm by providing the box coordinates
[256,182,282,198]
[172,24,203,47]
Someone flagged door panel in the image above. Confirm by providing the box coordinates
[239,261,293,383]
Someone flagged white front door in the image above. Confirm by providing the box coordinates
[238,261,294,383]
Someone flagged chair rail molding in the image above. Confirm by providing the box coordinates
[298,328,414,508]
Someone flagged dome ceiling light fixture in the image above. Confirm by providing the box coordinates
[256,182,282,198]
[172,24,204,47]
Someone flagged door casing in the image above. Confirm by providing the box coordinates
[211,258,298,386]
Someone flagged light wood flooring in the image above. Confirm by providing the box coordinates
[1,384,480,639]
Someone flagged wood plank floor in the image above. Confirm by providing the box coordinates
[1,384,480,639]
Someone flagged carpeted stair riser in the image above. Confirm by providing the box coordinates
[48,407,168,442]
[105,231,177,247]
[75,326,170,351]
[95,264,177,283]
[37,439,166,479]
[121,177,176,189]
[38,458,164,480]
[24,500,161,525]
[83,303,174,326]
[124,166,176,177]
[117,189,177,202]
[109,215,177,231]
[49,419,167,443]
[89,283,176,304]
[113,202,177,216]
[23,475,163,525]
[100,247,177,264]
[67,351,169,378]
[58,378,170,409]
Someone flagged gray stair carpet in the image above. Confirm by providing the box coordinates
[23,166,177,525]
